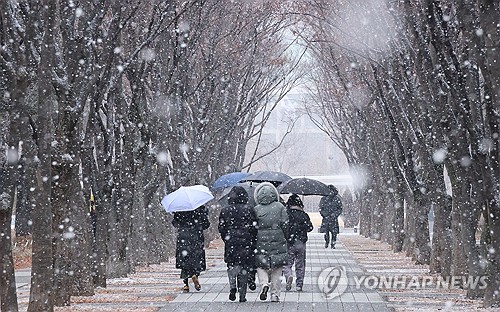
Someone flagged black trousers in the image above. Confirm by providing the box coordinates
[324,228,338,246]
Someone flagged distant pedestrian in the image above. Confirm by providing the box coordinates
[253,182,289,302]
[319,185,343,249]
[218,186,258,302]
[283,194,313,292]
[172,205,210,292]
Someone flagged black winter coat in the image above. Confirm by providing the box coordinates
[218,186,258,267]
[172,205,210,272]
[319,194,342,233]
[287,207,313,244]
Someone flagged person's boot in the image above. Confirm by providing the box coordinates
[259,285,269,300]
[229,288,237,301]
[247,269,256,290]
[325,241,329,248]
[239,284,247,302]
[331,242,336,249]
[192,275,201,291]
[182,284,189,293]
[248,280,256,291]
[286,276,293,291]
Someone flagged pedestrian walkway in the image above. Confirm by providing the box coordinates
[161,232,390,311]
[14,232,391,311]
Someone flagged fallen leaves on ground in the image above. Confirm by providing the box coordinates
[341,235,498,312]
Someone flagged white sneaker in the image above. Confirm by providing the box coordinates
[271,294,280,302]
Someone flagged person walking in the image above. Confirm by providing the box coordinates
[253,182,289,302]
[283,194,313,292]
[218,186,258,302]
[172,205,210,292]
[319,185,343,249]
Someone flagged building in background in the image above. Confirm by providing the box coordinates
[245,89,353,213]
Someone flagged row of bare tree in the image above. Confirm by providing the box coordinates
[303,0,499,307]
[0,1,304,311]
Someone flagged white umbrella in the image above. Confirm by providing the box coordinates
[161,185,214,212]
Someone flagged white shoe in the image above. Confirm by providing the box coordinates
[271,294,280,302]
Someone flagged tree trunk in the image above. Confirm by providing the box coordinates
[52,159,95,305]
[28,2,56,310]
[128,166,148,266]
[0,164,19,312]
[449,188,468,277]
[0,110,21,311]
[484,199,500,307]
[430,195,453,276]
[28,62,55,312]
[413,192,431,265]
[392,184,406,252]
[0,203,18,312]
[359,188,373,238]
[403,197,416,258]
[14,156,32,236]
[478,1,500,306]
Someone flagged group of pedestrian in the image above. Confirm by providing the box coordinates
[171,182,342,303]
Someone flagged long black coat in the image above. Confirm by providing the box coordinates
[218,186,257,267]
[319,194,343,234]
[172,205,210,272]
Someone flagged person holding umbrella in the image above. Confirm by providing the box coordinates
[218,185,258,302]
[162,185,214,293]
[319,185,343,249]
[283,194,313,292]
[172,205,210,292]
[253,182,289,303]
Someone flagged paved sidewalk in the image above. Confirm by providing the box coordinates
[160,232,390,312]
[15,232,391,311]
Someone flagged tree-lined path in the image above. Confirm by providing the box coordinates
[15,232,390,311]
[3,0,500,310]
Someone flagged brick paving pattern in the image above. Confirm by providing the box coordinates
[161,232,390,312]
[15,232,391,311]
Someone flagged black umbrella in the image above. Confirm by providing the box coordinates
[277,177,332,196]
[216,182,257,207]
[240,171,292,186]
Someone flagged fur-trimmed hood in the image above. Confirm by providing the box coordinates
[254,182,279,205]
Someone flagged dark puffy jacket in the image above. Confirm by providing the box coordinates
[253,182,289,269]
[172,205,210,271]
[218,186,258,267]
[287,207,313,244]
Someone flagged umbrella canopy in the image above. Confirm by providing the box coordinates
[240,170,292,186]
[277,177,332,196]
[216,182,257,207]
[161,185,214,212]
[212,172,252,189]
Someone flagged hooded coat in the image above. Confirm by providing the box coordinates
[218,186,258,266]
[172,205,210,272]
[253,182,289,270]
[286,195,314,244]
